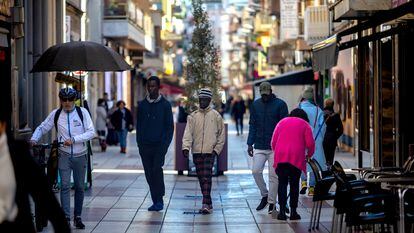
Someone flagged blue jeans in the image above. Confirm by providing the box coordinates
[58,154,87,218]
[117,129,128,148]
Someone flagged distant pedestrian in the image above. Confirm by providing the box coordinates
[323,98,343,166]
[106,103,119,145]
[110,100,133,154]
[136,76,174,212]
[298,87,326,196]
[247,82,288,214]
[177,99,188,123]
[103,92,109,112]
[96,98,107,152]
[271,108,315,220]
[182,88,225,214]
[231,95,246,135]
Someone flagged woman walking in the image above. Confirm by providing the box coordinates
[323,98,343,166]
[96,99,108,152]
[110,100,133,153]
[271,108,315,220]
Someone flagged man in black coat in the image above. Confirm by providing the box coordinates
[0,113,70,232]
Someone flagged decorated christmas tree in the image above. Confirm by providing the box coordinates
[184,0,221,112]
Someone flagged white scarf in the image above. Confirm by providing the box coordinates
[146,94,162,104]
[0,133,18,223]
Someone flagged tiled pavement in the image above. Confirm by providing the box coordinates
[41,119,358,233]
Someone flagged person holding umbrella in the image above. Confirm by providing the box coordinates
[30,87,95,229]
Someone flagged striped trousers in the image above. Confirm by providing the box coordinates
[193,153,215,205]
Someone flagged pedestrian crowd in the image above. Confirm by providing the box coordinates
[0,76,344,231]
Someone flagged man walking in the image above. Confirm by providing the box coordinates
[136,76,174,211]
[182,88,225,214]
[30,87,95,229]
[247,82,288,214]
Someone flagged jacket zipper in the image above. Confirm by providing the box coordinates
[67,112,73,157]
[201,112,206,154]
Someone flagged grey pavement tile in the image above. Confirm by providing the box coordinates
[87,196,119,208]
[113,196,145,209]
[193,224,227,233]
[81,207,111,222]
[102,209,137,221]
[126,223,162,233]
[91,221,130,233]
[258,223,295,233]
[226,224,261,233]
[160,223,193,233]
[132,210,165,222]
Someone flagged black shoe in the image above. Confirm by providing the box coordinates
[74,217,85,229]
[268,204,275,214]
[256,196,268,211]
[277,212,287,220]
[290,210,301,220]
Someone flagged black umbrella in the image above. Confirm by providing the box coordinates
[30,41,131,72]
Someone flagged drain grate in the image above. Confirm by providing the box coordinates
[184,195,203,199]
[183,211,202,215]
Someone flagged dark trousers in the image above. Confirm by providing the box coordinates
[139,145,168,204]
[276,163,301,210]
[235,116,243,134]
[323,137,337,165]
[193,153,214,206]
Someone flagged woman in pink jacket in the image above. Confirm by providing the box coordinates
[271,108,315,220]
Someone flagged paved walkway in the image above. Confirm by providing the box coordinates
[42,118,357,233]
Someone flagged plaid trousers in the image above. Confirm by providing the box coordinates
[193,153,215,205]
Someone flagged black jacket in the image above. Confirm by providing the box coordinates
[232,100,246,118]
[323,108,344,142]
[0,140,70,233]
[111,108,133,131]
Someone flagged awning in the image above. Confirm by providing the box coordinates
[250,68,316,86]
[160,83,183,95]
[311,35,339,72]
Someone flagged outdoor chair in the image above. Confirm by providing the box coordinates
[331,164,397,233]
[308,158,336,232]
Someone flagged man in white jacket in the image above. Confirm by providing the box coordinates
[30,87,95,229]
[182,88,225,214]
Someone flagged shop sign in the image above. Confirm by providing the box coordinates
[280,0,299,41]
[0,0,13,17]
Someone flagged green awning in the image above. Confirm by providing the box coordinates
[311,35,339,72]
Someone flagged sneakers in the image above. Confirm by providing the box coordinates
[74,217,85,229]
[308,187,315,196]
[199,204,213,215]
[256,196,268,211]
[148,202,164,211]
[300,181,307,195]
[268,204,275,214]
[277,209,287,220]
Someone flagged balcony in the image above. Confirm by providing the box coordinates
[103,0,153,52]
[332,0,391,21]
[304,5,329,45]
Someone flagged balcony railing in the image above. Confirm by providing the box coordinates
[104,0,144,29]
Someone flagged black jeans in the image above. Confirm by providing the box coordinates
[235,116,243,134]
[276,163,301,210]
[323,137,337,165]
[139,145,168,204]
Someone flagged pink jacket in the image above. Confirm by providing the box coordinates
[271,117,315,173]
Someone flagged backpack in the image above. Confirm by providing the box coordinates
[54,106,84,131]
